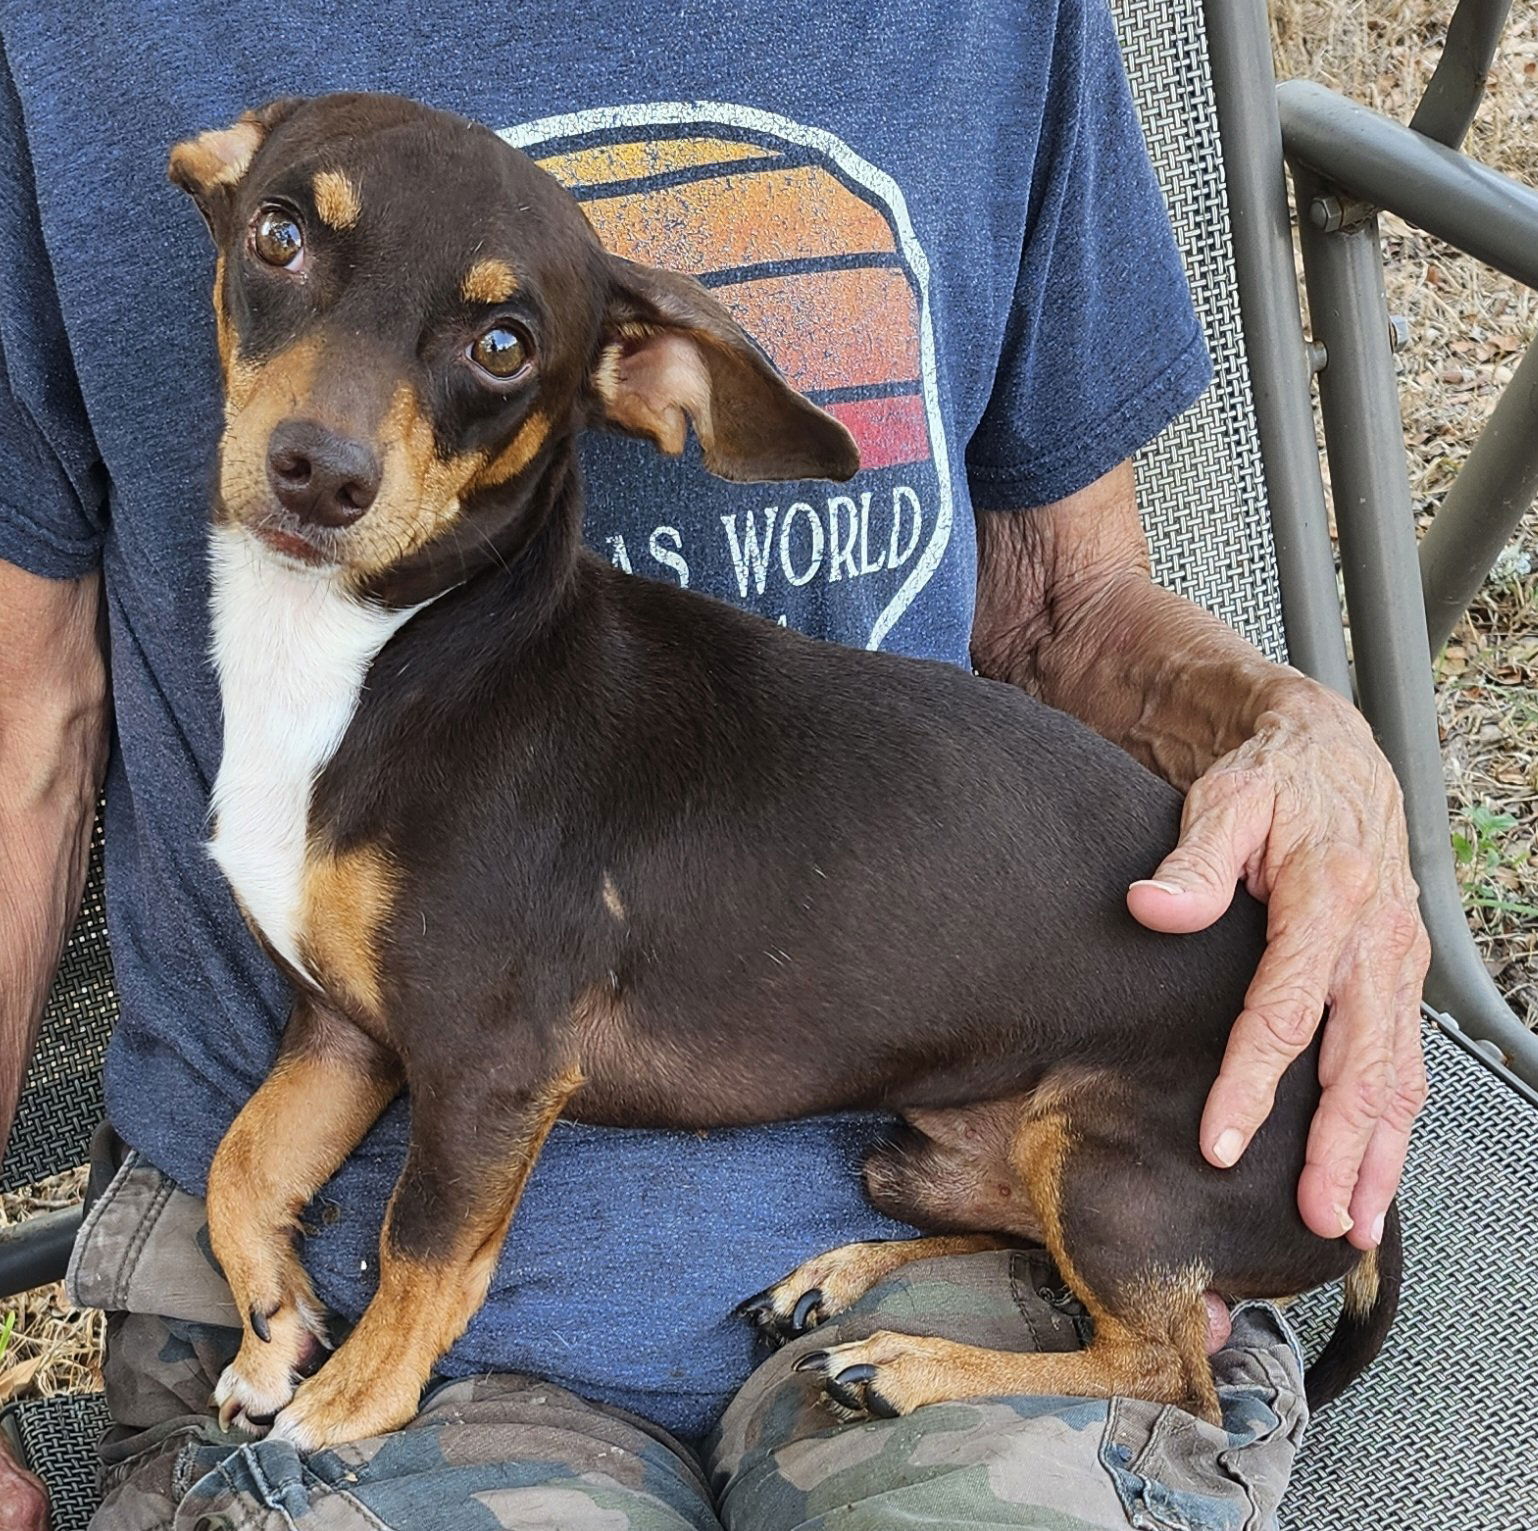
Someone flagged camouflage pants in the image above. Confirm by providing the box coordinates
[67,1147,1310,1530]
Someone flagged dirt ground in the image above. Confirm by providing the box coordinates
[1272,0,1538,1024]
[2,0,1533,1409]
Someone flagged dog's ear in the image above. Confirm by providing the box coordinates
[592,257,859,484]
[168,98,306,236]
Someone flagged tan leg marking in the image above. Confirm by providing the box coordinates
[746,1236,1011,1340]
[208,1028,400,1430]
[300,843,398,1020]
[800,1322,1206,1419]
[802,1111,1221,1424]
[1011,1111,1219,1421]
[312,169,361,230]
[271,1062,585,1450]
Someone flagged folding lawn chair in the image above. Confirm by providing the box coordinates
[3,2,1536,1525]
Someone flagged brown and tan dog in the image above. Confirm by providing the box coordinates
[169,92,1398,1453]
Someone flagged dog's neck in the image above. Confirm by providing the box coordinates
[357,437,587,629]
[206,437,590,969]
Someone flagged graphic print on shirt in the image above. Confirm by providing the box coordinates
[503,104,953,651]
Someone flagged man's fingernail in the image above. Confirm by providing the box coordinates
[1212,1129,1244,1167]
[1368,1212,1385,1246]
[1336,1207,1354,1237]
[1131,879,1186,897]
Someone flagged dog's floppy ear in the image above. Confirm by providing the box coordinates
[168,98,306,236]
[592,257,859,485]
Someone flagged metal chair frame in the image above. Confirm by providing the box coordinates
[1208,0,1538,1086]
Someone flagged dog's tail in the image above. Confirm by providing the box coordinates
[1302,1197,1402,1411]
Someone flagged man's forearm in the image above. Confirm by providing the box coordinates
[0,568,108,1153]
[970,463,1361,790]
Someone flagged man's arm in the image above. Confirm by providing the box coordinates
[971,461,1429,1252]
[0,560,108,1155]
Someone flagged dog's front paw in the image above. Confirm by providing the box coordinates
[212,1299,330,1435]
[268,1353,422,1453]
[737,1242,902,1347]
[793,1331,967,1420]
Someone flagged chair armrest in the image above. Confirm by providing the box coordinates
[0,1209,81,1299]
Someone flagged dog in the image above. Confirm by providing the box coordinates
[168,91,1399,1453]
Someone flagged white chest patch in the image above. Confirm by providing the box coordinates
[207,528,421,981]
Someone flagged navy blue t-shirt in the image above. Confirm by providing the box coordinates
[0,1,1208,1435]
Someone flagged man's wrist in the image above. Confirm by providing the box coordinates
[969,465,1362,793]
[1033,569,1311,790]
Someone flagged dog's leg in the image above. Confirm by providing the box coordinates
[269,1058,584,1451]
[796,1111,1221,1424]
[208,999,401,1432]
[740,1236,1013,1345]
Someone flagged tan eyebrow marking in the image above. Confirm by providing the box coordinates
[461,258,519,305]
[312,169,362,230]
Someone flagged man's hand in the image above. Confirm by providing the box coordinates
[0,1432,47,1531]
[971,462,1429,1245]
[1127,686,1429,1250]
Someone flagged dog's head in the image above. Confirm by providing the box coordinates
[170,93,857,594]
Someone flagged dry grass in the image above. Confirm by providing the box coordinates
[0,1169,102,1400]
[3,0,1534,1413]
[1272,0,1538,1025]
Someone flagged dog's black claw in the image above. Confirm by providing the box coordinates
[830,1362,878,1387]
[791,1289,823,1333]
[819,1362,900,1420]
[737,1289,799,1349]
[736,1289,775,1321]
[822,1362,879,1415]
[793,1349,831,1375]
[823,1375,868,1413]
[250,1307,272,1344]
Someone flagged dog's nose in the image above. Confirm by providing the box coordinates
[266,420,382,528]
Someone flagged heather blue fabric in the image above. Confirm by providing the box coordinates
[0,1,1208,1435]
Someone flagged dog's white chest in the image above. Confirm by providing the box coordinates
[207,529,417,981]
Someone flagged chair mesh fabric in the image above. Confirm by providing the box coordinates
[4,1393,109,1531]
[1,821,113,1193]
[1284,1021,1538,1529]
[1108,0,1288,664]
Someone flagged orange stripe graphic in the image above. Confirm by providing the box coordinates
[536,137,777,188]
[581,164,896,274]
[712,267,919,394]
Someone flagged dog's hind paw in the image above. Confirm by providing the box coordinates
[794,1348,903,1420]
[793,1330,984,1419]
[737,1281,829,1347]
[737,1239,949,1348]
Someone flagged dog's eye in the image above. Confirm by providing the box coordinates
[251,208,304,271]
[468,326,531,381]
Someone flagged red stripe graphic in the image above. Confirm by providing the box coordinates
[824,393,930,471]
